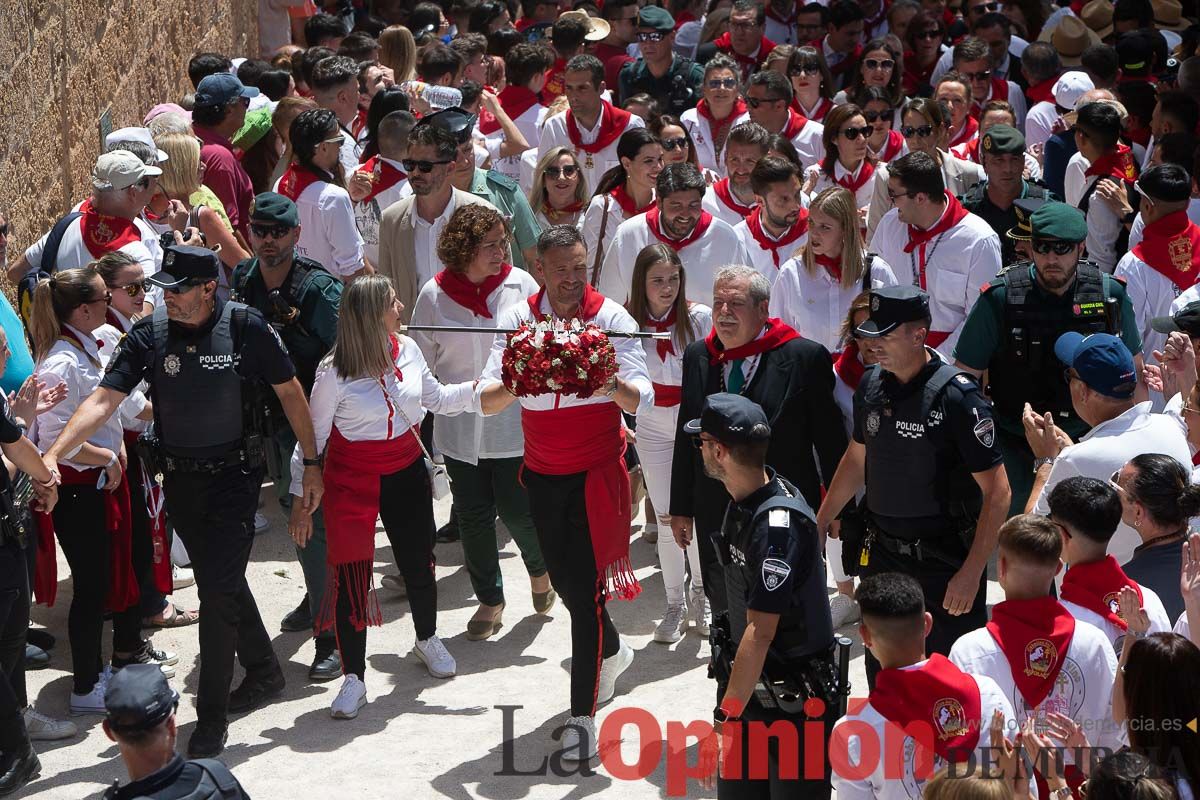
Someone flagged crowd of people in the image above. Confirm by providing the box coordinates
[5,0,1200,795]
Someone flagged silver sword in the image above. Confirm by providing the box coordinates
[401,324,671,339]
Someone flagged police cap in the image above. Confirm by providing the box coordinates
[684,393,772,444]
[980,124,1025,156]
[250,192,299,228]
[1030,201,1088,243]
[104,664,179,734]
[856,285,930,338]
[416,107,478,144]
[1006,197,1050,241]
[1151,301,1200,337]
[638,5,676,31]
[149,245,220,289]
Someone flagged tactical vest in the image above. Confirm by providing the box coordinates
[987,262,1118,421]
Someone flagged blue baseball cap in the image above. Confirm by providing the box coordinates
[1054,332,1137,399]
[194,73,260,108]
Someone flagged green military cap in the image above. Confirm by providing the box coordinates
[638,5,676,31]
[249,192,299,228]
[1030,201,1088,243]
[980,124,1025,156]
[1006,197,1050,241]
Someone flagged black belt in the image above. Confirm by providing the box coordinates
[866,521,963,568]
[162,450,253,474]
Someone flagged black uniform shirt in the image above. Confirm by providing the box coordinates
[103,754,251,799]
[727,473,817,616]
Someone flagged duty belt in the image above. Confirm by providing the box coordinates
[865,521,963,568]
[161,449,256,475]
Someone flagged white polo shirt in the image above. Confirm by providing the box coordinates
[1068,160,1126,274]
[769,253,898,352]
[271,177,364,278]
[732,110,825,170]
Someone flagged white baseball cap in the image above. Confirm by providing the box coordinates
[105,127,169,163]
[92,150,163,191]
[1053,71,1095,111]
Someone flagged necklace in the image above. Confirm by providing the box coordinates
[1135,529,1187,553]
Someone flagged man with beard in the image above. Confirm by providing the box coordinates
[952,202,1140,514]
[599,163,749,308]
[702,122,771,228]
[733,155,810,284]
[617,7,703,117]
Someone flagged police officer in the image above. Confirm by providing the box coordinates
[618,7,703,116]
[43,245,324,758]
[952,202,1142,513]
[815,286,1011,683]
[689,393,842,798]
[232,192,342,681]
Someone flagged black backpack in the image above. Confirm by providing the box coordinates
[18,211,82,327]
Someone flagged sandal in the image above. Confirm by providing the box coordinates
[143,603,200,629]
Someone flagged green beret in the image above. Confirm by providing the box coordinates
[980,124,1025,156]
[249,192,299,228]
[1030,201,1088,243]
[638,5,676,31]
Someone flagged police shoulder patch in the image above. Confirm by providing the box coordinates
[762,557,792,591]
[973,417,995,448]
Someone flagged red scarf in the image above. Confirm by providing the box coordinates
[1085,143,1138,182]
[712,178,757,217]
[697,97,747,147]
[704,318,800,364]
[611,184,655,218]
[522,404,639,604]
[674,10,698,28]
[1027,75,1058,106]
[1132,210,1200,291]
[714,32,776,76]
[566,101,633,154]
[480,85,544,135]
[986,596,1077,709]
[956,138,981,164]
[1060,555,1143,630]
[834,341,866,389]
[815,252,843,282]
[125,430,172,595]
[277,162,328,202]
[874,129,905,162]
[871,654,983,763]
[543,59,567,100]
[357,156,407,204]
[646,207,715,250]
[947,115,979,148]
[745,206,810,268]
[794,96,835,122]
[350,107,368,140]
[904,191,968,258]
[645,306,678,361]
[781,108,810,140]
[78,199,141,260]
[435,263,513,319]
[834,160,875,194]
[527,282,606,321]
[971,78,1009,118]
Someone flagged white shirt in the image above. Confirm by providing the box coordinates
[338,126,361,178]
[487,104,550,184]
[597,212,751,308]
[637,304,712,440]
[1033,402,1192,563]
[733,111,825,170]
[1114,250,1188,373]
[409,267,540,465]
[1127,199,1200,249]
[681,106,736,176]
[732,217,810,285]
[804,162,875,213]
[1171,281,1200,314]
[24,209,159,277]
[1025,101,1060,151]
[869,205,1002,358]
[538,107,646,202]
[271,178,363,278]
[1061,586,1172,656]
[289,335,477,494]
[96,310,151,433]
[769,253,898,352]
[411,192,476,295]
[702,182,760,230]
[1068,160,1125,274]
[580,192,649,285]
[352,157,409,268]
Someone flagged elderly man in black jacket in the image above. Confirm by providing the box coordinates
[669,265,848,615]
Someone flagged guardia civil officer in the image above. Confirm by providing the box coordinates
[690,393,842,799]
[42,245,324,759]
[232,192,343,682]
[952,202,1142,514]
[815,286,1011,684]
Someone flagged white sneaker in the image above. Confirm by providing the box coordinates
[330,675,367,719]
[689,587,711,636]
[24,706,77,740]
[558,714,598,761]
[414,635,456,678]
[653,604,688,644]
[830,593,862,628]
[254,512,270,534]
[172,566,194,590]
[597,639,634,705]
[69,680,108,716]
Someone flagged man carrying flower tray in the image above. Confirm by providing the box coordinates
[477,225,654,763]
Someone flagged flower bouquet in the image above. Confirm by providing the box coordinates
[501,317,619,398]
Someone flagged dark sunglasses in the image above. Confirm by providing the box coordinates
[637,31,666,42]
[402,158,454,173]
[1032,239,1076,255]
[113,280,150,298]
[661,137,688,151]
[971,1,1000,12]
[788,62,822,76]
[864,58,895,71]
[841,126,875,140]
[544,164,579,179]
[691,434,716,449]
[250,223,293,240]
[163,280,206,295]
[916,28,943,40]
[746,96,784,108]
[901,124,934,138]
[961,70,992,82]
[863,108,893,123]
[707,78,738,89]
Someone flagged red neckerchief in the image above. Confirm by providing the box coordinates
[714,32,776,76]
[986,596,1077,709]
[956,138,981,164]
[1085,143,1138,182]
[358,156,407,204]
[1027,75,1057,106]
[480,85,544,135]
[1132,210,1200,290]
[834,159,875,194]
[566,100,633,154]
[645,306,678,361]
[947,115,979,148]
[875,128,905,161]
[611,184,655,218]
[351,107,368,139]
[834,341,866,388]
[781,108,810,140]
[78,199,141,259]
[435,263,513,319]
[745,206,810,268]
[905,191,969,290]
[971,78,1008,118]
[697,97,748,146]
[58,325,103,356]
[527,282,605,321]
[1060,555,1143,630]
[793,96,834,122]
[815,252,843,282]
[712,178,757,216]
[646,207,715,250]
[872,654,983,763]
[674,10,698,28]
[542,200,585,223]
[704,318,800,364]
[277,162,327,202]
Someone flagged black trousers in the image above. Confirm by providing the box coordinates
[163,466,277,725]
[53,484,142,694]
[524,468,619,718]
[697,508,729,617]
[0,540,29,752]
[126,445,167,619]
[334,458,437,679]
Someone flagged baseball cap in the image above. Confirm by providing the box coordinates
[1151,301,1200,336]
[683,393,772,444]
[980,124,1024,156]
[105,664,179,734]
[856,285,931,338]
[149,245,220,289]
[194,73,260,109]
[1030,202,1088,243]
[1116,31,1154,73]
[1053,71,1095,112]
[92,150,162,191]
[638,6,676,31]
[1055,332,1137,399]
[105,127,169,163]
[416,107,478,144]
[249,192,300,228]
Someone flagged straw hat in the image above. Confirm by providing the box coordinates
[1038,16,1103,66]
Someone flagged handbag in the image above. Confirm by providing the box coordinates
[394,404,452,501]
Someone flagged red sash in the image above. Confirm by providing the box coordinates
[645,306,678,361]
[543,59,566,100]
[704,318,800,364]
[781,109,809,140]
[527,282,606,321]
[875,129,905,162]
[986,596,1077,709]
[712,178,757,217]
[435,263,513,319]
[480,85,544,135]
[714,32,776,76]
[835,160,875,195]
[522,404,639,600]
[1027,76,1057,106]
[947,115,979,148]
[277,162,327,202]
[745,207,810,268]
[871,654,983,763]
[653,383,682,407]
[566,101,632,154]
[78,199,142,260]
[611,184,655,218]
[697,98,747,147]
[834,342,866,389]
[357,156,407,204]
[124,429,172,596]
[1085,144,1138,182]
[1060,555,1143,630]
[646,207,715,250]
[1131,210,1200,290]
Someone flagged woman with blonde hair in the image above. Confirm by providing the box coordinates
[379,25,418,84]
[291,274,477,719]
[627,243,713,643]
[528,147,588,229]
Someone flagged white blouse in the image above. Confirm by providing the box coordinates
[637,304,712,437]
[804,161,875,214]
[96,310,151,434]
[580,192,648,286]
[769,252,899,353]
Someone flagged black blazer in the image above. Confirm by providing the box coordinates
[668,336,849,533]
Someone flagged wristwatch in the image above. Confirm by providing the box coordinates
[1032,456,1056,474]
[713,706,740,723]
[604,378,619,398]
[302,457,322,467]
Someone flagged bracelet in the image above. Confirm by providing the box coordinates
[105,452,118,468]
[713,705,740,724]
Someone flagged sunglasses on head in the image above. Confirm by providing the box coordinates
[637,31,666,42]
[901,124,934,138]
[863,108,893,123]
[788,62,822,76]
[746,96,783,108]
[864,58,895,71]
[250,223,293,240]
[661,137,688,151]
[707,77,738,89]
[841,125,875,140]
[962,70,992,82]
[544,164,579,179]
[402,158,453,173]
[1032,239,1076,255]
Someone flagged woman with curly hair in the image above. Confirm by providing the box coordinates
[409,205,551,642]
[528,147,588,228]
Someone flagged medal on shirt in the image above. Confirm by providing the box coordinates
[583,151,594,170]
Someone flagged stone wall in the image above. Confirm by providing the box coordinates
[0,0,259,259]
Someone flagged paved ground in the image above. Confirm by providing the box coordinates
[24,482,1002,799]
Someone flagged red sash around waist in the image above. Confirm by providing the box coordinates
[652,383,682,407]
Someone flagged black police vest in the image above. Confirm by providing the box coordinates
[987,262,1117,420]
[151,302,244,452]
[861,361,983,522]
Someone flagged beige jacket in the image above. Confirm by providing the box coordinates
[865,150,986,243]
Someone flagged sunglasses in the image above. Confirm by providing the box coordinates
[661,137,688,151]
[1032,239,1076,255]
[402,158,454,173]
[901,124,935,138]
[789,62,822,76]
[887,189,916,201]
[83,291,113,307]
[637,31,666,42]
[746,96,784,108]
[323,135,346,147]
[114,280,150,298]
[916,29,943,40]
[841,126,875,140]
[1183,398,1200,415]
[707,78,738,89]
[961,70,992,82]
[864,58,895,71]
[1109,469,1127,492]
[544,164,579,179]
[971,1,1000,11]
[690,434,716,449]
[863,108,893,123]
[163,280,205,295]
[250,223,293,240]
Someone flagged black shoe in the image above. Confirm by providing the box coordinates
[308,647,342,682]
[228,668,286,714]
[187,722,228,759]
[0,742,39,796]
[25,629,54,651]
[280,594,313,632]
[435,518,460,543]
[23,646,48,672]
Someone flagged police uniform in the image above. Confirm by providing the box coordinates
[953,202,1140,513]
[618,8,703,115]
[101,245,296,756]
